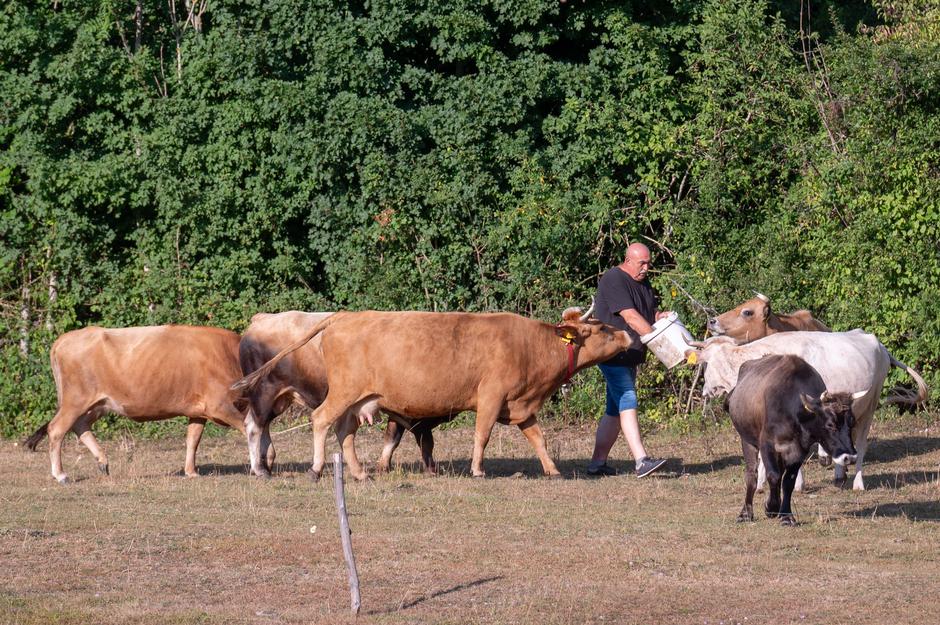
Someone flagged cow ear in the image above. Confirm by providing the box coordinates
[554,324,580,343]
[760,304,770,320]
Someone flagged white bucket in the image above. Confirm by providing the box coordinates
[640,312,694,369]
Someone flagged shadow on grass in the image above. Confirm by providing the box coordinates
[678,454,741,476]
[863,436,940,464]
[846,498,940,522]
[853,469,940,491]
[365,575,504,615]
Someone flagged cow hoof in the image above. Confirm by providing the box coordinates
[545,472,563,480]
[185,471,199,479]
[737,513,754,523]
[254,469,272,480]
[472,472,486,479]
[819,456,832,467]
[779,515,797,527]
[307,468,322,483]
[97,462,110,476]
[55,475,70,485]
[833,477,847,489]
[352,472,371,482]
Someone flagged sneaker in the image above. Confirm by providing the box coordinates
[586,463,618,477]
[635,456,667,478]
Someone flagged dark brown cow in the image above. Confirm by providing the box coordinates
[24,325,253,483]
[233,304,632,480]
[707,292,830,343]
[727,354,864,525]
[239,311,454,478]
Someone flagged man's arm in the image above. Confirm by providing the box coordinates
[619,308,654,336]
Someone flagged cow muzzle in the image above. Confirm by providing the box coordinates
[832,453,857,467]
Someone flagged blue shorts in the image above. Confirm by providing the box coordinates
[598,363,638,414]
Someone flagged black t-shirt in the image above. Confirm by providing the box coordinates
[594,266,659,366]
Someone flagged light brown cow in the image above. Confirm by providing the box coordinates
[24,325,254,483]
[238,311,333,478]
[707,292,830,342]
[239,311,453,478]
[233,304,633,480]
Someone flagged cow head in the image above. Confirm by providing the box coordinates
[556,300,633,361]
[707,292,772,343]
[799,389,866,466]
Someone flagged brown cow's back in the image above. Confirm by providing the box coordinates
[52,325,243,419]
[320,311,568,419]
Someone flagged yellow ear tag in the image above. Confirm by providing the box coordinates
[686,352,698,365]
[562,330,577,344]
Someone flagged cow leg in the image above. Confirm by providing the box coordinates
[244,412,270,479]
[779,461,803,526]
[334,412,368,481]
[739,441,758,522]
[851,414,875,491]
[471,398,504,477]
[414,420,439,474]
[46,404,87,484]
[184,418,207,477]
[761,443,783,518]
[308,394,355,481]
[263,422,276,471]
[833,460,848,488]
[244,388,280,478]
[377,418,407,473]
[72,414,109,476]
[756,451,766,493]
[517,415,561,478]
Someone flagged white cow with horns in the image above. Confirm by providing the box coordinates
[689,330,928,491]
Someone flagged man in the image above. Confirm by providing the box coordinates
[587,242,669,478]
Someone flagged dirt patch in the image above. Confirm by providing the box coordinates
[2,416,940,624]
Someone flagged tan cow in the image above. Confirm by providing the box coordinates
[233,304,633,480]
[24,325,255,483]
[239,311,453,478]
[238,311,333,478]
[707,292,830,342]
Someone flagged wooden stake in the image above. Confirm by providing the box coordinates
[333,452,361,615]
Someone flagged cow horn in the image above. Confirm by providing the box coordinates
[851,389,869,400]
[820,390,830,402]
[687,340,707,348]
[579,297,596,322]
[753,291,770,303]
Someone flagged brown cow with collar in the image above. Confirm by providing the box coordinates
[707,292,830,343]
[233,304,631,480]
[24,325,254,483]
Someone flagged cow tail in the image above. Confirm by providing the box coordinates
[23,422,50,451]
[230,312,346,394]
[885,355,929,407]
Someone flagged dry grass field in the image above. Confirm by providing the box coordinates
[2,412,939,625]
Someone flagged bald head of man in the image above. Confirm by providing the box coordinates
[620,243,652,281]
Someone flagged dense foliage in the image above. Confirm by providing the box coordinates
[2,0,938,437]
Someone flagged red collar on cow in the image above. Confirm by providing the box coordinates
[555,325,578,383]
[560,342,576,383]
